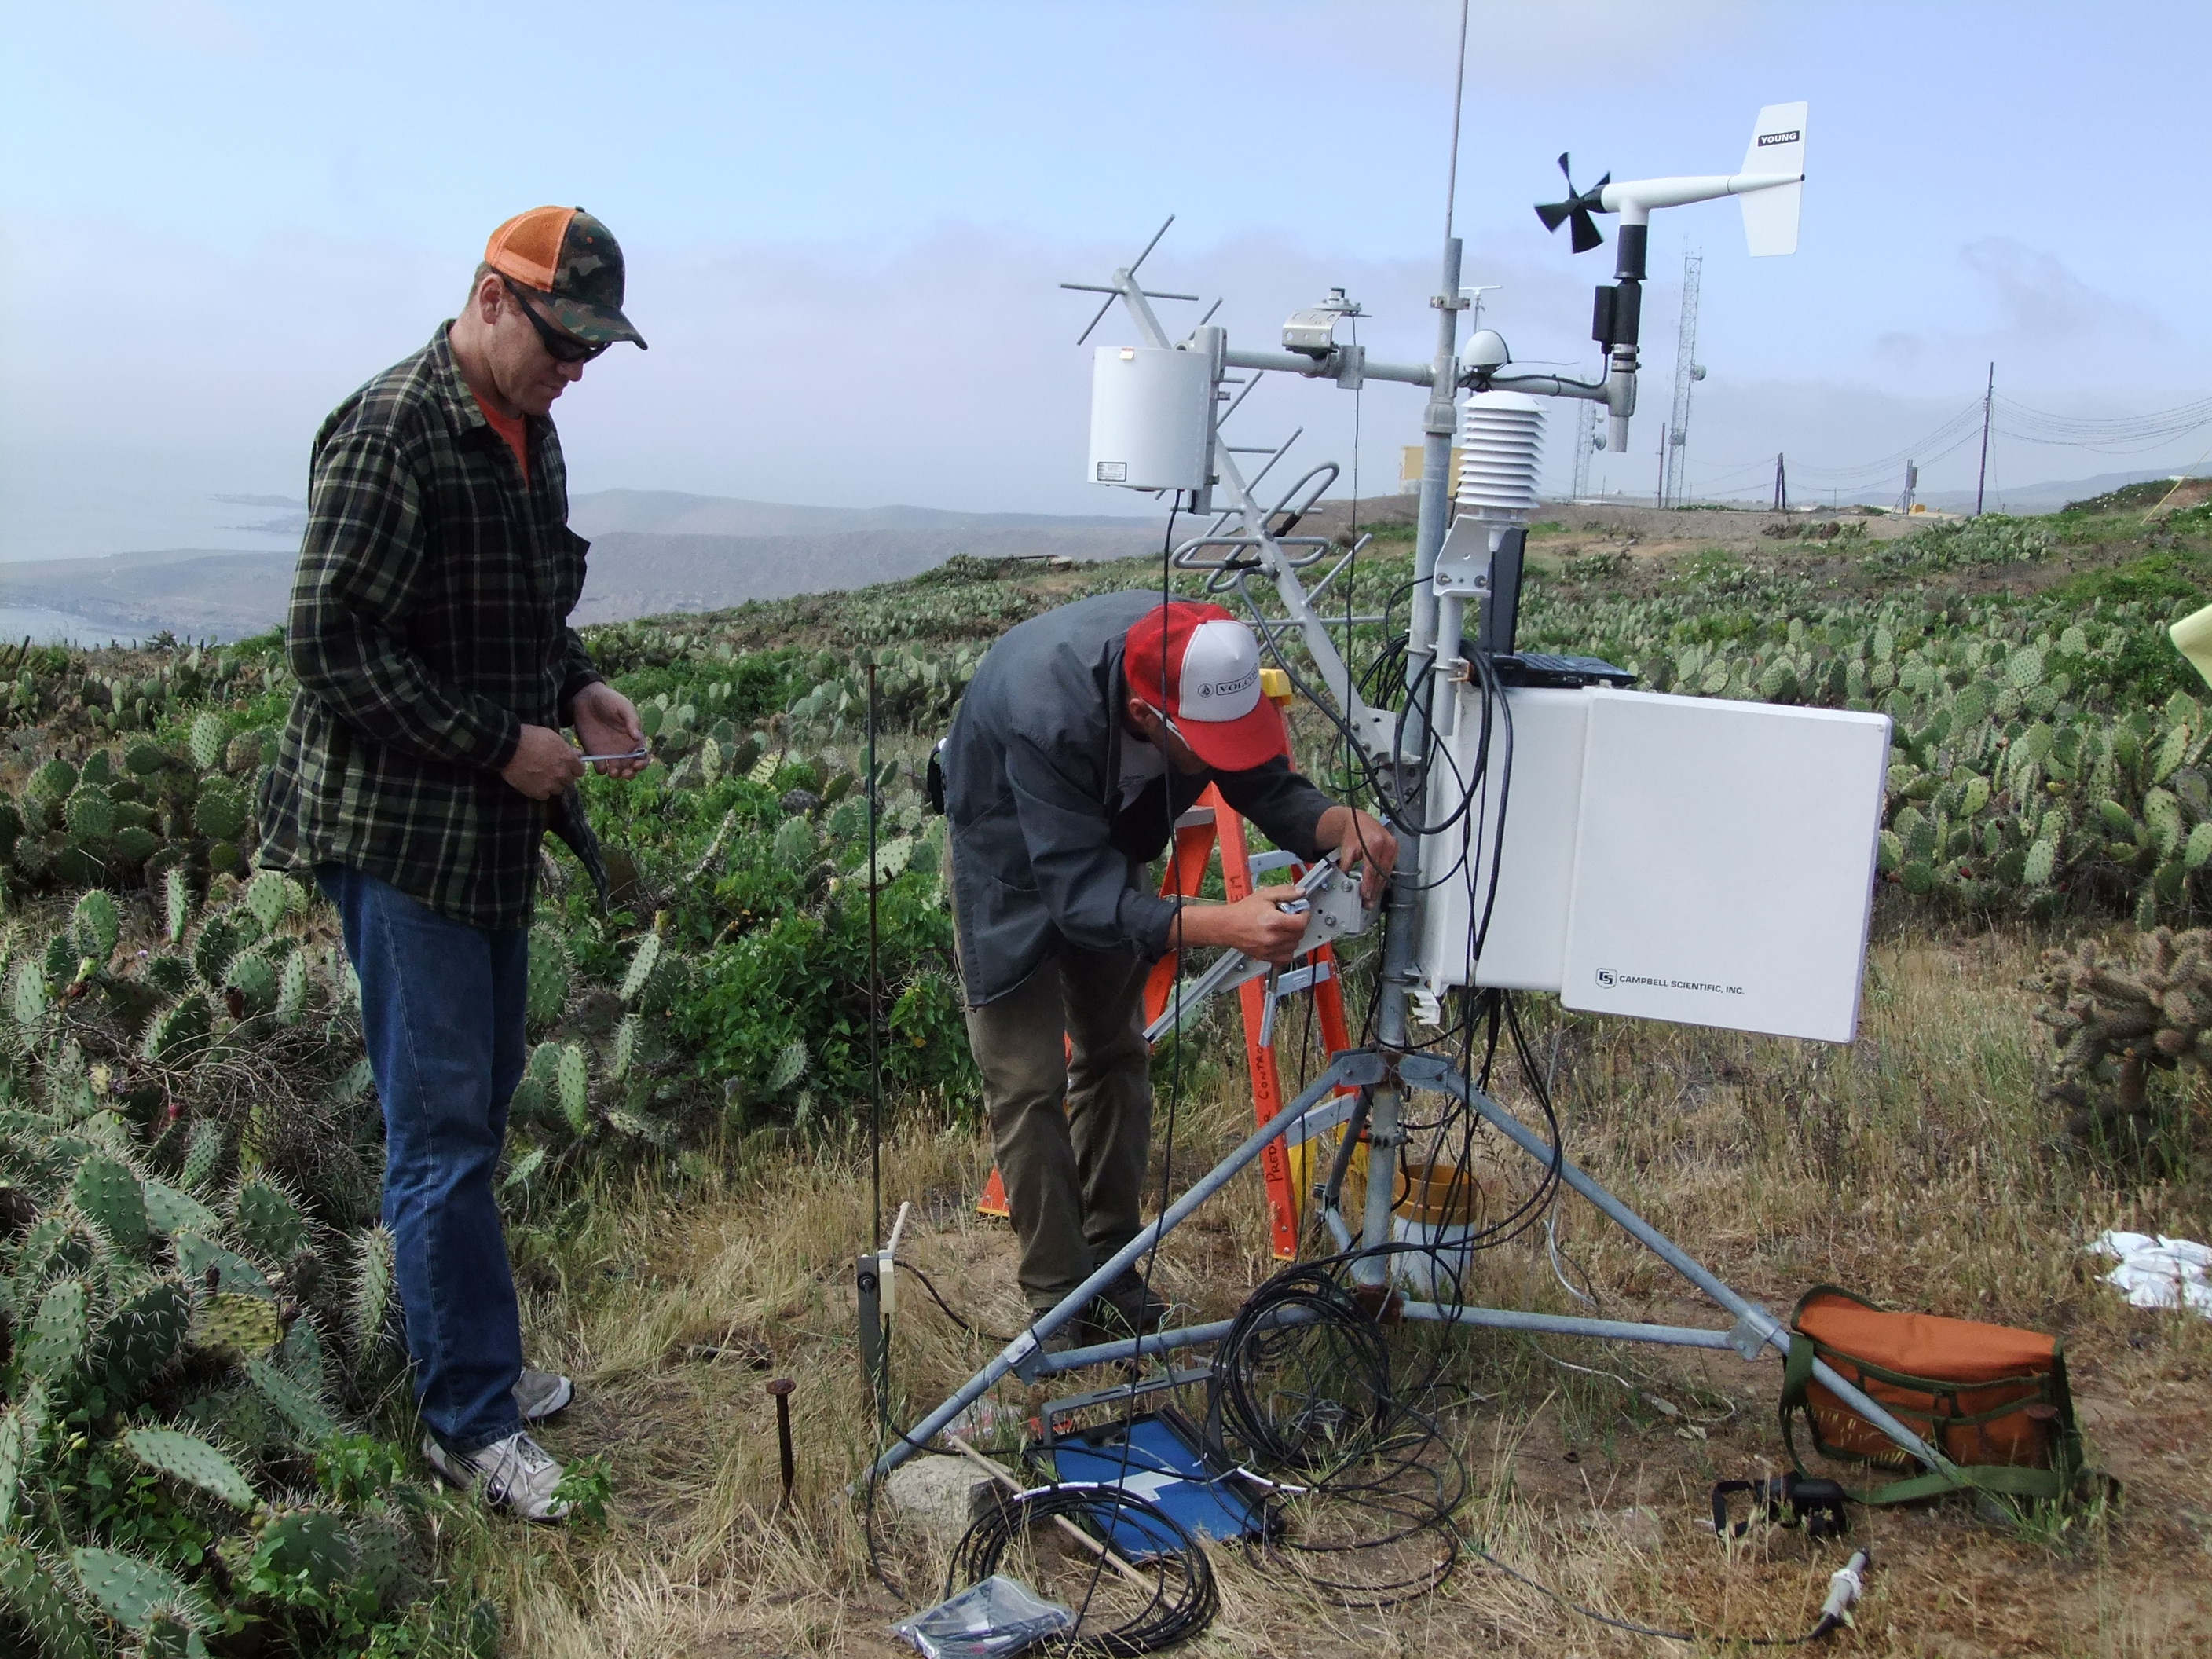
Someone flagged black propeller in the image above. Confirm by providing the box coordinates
[1535,152,1610,253]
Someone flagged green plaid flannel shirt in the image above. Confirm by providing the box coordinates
[255,325,602,929]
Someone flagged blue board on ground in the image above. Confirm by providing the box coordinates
[1047,1414,1269,1549]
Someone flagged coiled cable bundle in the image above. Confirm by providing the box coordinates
[946,1485,1218,1656]
[1206,1264,1467,1605]
[1207,1266,1394,1473]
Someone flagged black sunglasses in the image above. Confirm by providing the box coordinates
[501,276,609,364]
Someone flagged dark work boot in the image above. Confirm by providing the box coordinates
[1090,1273,1170,1340]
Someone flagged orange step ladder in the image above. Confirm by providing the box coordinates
[976,783,1357,1260]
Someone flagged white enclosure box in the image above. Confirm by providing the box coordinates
[1415,688,1590,994]
[1415,683,1890,1044]
[1088,345,1212,492]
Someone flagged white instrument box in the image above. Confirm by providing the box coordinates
[1415,684,1891,1044]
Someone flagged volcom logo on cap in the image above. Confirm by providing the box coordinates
[1178,620,1262,723]
[1195,670,1257,700]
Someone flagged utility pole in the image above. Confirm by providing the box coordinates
[1664,251,1703,511]
[1974,361,1994,516]
[1773,452,1789,513]
[1897,460,1917,517]
[1657,423,1670,507]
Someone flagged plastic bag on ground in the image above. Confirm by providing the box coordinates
[890,1573,1075,1659]
[2088,1230,2212,1317]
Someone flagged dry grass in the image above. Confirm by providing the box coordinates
[445,918,2212,1657]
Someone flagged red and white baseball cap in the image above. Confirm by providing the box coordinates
[1123,601,1290,772]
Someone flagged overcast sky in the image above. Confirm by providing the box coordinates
[3,0,2207,559]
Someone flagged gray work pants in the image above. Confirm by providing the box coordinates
[962,937,1153,1314]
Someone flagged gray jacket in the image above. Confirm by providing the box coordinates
[946,590,1336,1007]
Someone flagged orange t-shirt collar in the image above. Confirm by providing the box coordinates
[471,389,530,485]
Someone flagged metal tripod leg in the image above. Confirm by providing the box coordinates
[1392,1053,1950,1474]
[862,1050,1384,1488]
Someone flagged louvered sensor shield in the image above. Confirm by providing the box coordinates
[1456,393,1545,522]
[1430,393,1546,621]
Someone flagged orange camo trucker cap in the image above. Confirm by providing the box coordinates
[483,206,646,350]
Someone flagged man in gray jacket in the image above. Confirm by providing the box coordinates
[944,593,1394,1339]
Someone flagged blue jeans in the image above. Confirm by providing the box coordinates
[318,865,528,1452]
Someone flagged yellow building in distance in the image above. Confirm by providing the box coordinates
[1401,445,1465,494]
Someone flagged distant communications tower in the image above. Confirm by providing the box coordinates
[1571,397,1597,500]
[1662,251,1705,507]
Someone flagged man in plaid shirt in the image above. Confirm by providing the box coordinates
[258,207,648,1520]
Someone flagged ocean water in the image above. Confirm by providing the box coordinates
[0,604,141,647]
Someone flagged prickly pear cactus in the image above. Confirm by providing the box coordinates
[190,917,240,993]
[247,1357,337,1445]
[767,1038,809,1094]
[233,1177,308,1262]
[350,1225,395,1360]
[0,1408,30,1533]
[244,870,294,930]
[188,712,227,771]
[163,866,193,943]
[141,994,213,1064]
[223,731,265,774]
[193,779,247,844]
[772,814,818,870]
[64,786,115,843]
[224,952,278,1016]
[527,925,572,1028]
[618,932,662,1002]
[22,1277,91,1383]
[189,1291,283,1361]
[0,1542,101,1659]
[27,756,78,805]
[142,1177,218,1237]
[611,1013,639,1082]
[119,1426,257,1510]
[12,960,51,1031]
[70,1154,149,1252]
[97,1282,191,1396]
[69,889,120,963]
[274,951,311,1025]
[557,1043,591,1134]
[71,1545,211,1632]
[178,1119,225,1191]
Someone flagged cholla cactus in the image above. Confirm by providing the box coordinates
[2035,925,2212,1143]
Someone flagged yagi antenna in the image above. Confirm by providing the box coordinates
[1064,216,1202,344]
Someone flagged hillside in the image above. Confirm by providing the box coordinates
[1,481,2209,1655]
[0,492,1164,643]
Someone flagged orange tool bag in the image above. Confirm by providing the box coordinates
[1778,1285,2086,1505]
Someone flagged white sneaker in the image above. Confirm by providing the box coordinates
[515,1365,575,1423]
[422,1430,572,1521]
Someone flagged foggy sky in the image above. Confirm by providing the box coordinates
[3,1,2206,559]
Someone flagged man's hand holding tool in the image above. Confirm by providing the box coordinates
[501,683,651,799]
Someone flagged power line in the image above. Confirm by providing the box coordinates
[1680,383,2212,502]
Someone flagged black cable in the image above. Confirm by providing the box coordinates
[902,1262,1013,1345]
[946,1485,1219,1655]
[1204,1264,1462,1606]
